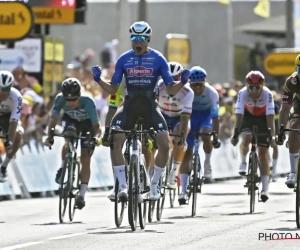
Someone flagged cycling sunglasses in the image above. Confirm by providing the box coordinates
[248,84,262,90]
[65,96,79,102]
[0,86,11,92]
[130,35,148,42]
[190,82,204,87]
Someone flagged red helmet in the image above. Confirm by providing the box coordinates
[245,71,265,85]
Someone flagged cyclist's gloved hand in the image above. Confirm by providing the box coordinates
[212,139,221,149]
[44,137,54,147]
[230,135,239,146]
[269,136,276,148]
[180,69,190,85]
[92,65,102,82]
[276,131,286,145]
[93,137,101,146]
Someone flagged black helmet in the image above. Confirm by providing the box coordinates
[61,78,81,98]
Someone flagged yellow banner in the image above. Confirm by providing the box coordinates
[33,7,75,24]
[254,0,270,18]
[44,37,64,63]
[218,0,230,4]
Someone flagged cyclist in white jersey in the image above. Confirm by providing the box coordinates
[231,71,275,202]
[0,71,24,182]
[157,62,194,189]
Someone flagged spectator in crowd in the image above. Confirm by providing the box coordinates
[100,42,112,70]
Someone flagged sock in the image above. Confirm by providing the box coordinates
[151,165,164,184]
[180,174,189,193]
[289,153,299,173]
[113,165,127,187]
[261,175,269,192]
[172,161,181,176]
[1,157,11,168]
[272,159,278,174]
[80,183,88,197]
[204,153,211,164]
[241,154,247,164]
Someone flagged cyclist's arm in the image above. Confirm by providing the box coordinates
[48,94,63,136]
[180,90,194,139]
[85,97,102,137]
[234,90,245,133]
[266,91,275,138]
[96,59,123,95]
[211,88,220,135]
[9,94,22,142]
[105,108,117,127]
[157,54,179,96]
[279,81,293,128]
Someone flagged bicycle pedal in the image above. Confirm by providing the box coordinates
[178,199,188,206]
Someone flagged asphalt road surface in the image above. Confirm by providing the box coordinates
[1,178,300,250]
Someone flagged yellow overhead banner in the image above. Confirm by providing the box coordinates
[254,0,270,18]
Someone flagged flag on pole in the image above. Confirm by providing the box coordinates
[218,0,230,4]
[254,0,270,18]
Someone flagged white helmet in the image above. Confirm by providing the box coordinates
[129,21,152,37]
[0,70,14,89]
[168,62,183,76]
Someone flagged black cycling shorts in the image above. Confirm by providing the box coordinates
[62,114,95,149]
[241,110,269,148]
[110,95,168,132]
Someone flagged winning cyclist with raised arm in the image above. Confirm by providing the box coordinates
[157,62,194,188]
[0,71,24,182]
[44,78,101,209]
[277,54,300,188]
[178,66,220,203]
[92,21,190,201]
[231,71,275,202]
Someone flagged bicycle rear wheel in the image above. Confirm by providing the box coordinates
[157,174,167,221]
[128,155,138,231]
[296,160,300,228]
[138,164,147,229]
[249,152,257,214]
[148,201,156,222]
[69,160,80,221]
[168,154,176,208]
[114,179,126,227]
[59,158,69,223]
[191,154,199,217]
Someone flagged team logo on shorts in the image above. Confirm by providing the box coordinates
[127,66,153,77]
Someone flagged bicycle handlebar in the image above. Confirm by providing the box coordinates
[169,131,185,146]
[279,124,300,134]
[109,127,158,150]
[47,128,92,150]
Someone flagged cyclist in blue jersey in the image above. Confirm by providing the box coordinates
[92,21,190,201]
[45,78,101,209]
[178,66,220,203]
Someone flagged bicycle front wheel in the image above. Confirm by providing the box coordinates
[191,154,199,217]
[296,159,300,228]
[128,155,138,231]
[249,152,257,214]
[59,158,69,223]
[69,160,80,221]
[114,179,126,227]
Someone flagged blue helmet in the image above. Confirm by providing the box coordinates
[189,66,207,82]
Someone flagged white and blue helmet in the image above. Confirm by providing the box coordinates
[129,21,152,37]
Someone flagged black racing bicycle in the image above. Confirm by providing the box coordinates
[233,126,271,214]
[48,128,92,223]
[183,131,219,217]
[278,125,300,228]
[109,117,158,231]
[148,130,184,222]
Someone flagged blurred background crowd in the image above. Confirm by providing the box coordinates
[1,38,283,155]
